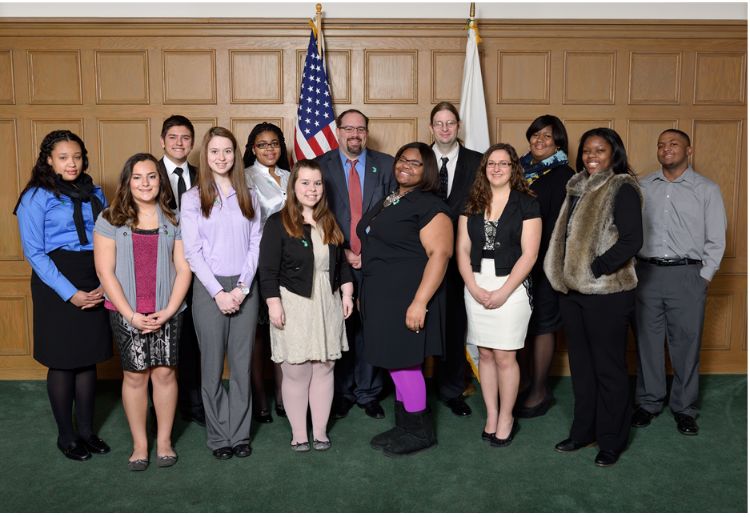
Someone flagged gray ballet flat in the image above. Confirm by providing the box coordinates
[156,454,178,468]
[290,441,310,452]
[127,458,149,471]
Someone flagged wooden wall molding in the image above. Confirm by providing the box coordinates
[0,17,745,378]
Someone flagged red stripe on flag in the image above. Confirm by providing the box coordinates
[307,136,324,156]
[321,124,338,150]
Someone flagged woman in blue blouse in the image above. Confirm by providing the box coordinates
[14,130,113,461]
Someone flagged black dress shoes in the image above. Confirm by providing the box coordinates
[481,430,493,442]
[253,409,273,424]
[554,438,595,453]
[232,444,252,458]
[275,403,287,418]
[631,407,656,428]
[594,450,620,467]
[182,411,206,427]
[57,439,92,461]
[490,420,519,448]
[81,434,111,454]
[444,396,472,417]
[332,398,354,419]
[675,413,699,435]
[212,446,234,460]
[362,400,385,419]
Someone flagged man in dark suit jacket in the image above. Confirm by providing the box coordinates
[429,101,484,416]
[160,114,205,426]
[317,109,396,419]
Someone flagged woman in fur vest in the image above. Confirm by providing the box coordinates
[543,128,642,467]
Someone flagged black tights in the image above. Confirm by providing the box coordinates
[46,365,97,444]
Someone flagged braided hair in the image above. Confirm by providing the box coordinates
[18,129,89,200]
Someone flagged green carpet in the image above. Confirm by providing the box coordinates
[0,375,745,512]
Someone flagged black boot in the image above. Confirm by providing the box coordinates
[370,400,406,450]
[382,407,436,457]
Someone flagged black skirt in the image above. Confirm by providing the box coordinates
[31,249,113,369]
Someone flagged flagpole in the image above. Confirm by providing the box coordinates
[470,2,475,20]
[315,3,323,56]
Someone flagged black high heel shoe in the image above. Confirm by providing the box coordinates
[253,408,273,423]
[490,420,519,448]
[275,403,286,418]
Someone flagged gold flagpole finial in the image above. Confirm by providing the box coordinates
[315,4,323,56]
[470,2,475,19]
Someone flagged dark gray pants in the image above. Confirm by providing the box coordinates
[634,262,707,417]
[192,275,259,450]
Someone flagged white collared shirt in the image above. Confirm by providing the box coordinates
[162,156,192,203]
[244,162,290,227]
[432,142,460,196]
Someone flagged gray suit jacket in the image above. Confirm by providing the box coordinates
[317,148,395,248]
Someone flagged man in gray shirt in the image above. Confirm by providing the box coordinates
[631,129,726,436]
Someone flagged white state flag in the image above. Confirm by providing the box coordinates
[458,23,490,154]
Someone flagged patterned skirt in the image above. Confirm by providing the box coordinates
[109,311,183,371]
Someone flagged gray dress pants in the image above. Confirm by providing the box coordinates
[634,261,707,417]
[192,275,259,449]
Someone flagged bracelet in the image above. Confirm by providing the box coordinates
[342,295,354,299]
[130,312,137,325]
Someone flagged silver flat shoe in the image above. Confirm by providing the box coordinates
[290,441,310,452]
[127,458,149,471]
[156,454,178,468]
[313,439,331,451]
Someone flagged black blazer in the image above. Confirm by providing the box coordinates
[316,148,395,248]
[162,157,198,211]
[467,189,541,276]
[443,144,483,222]
[258,212,353,299]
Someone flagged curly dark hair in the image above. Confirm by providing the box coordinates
[464,143,535,216]
[101,153,177,228]
[242,122,291,171]
[17,130,89,202]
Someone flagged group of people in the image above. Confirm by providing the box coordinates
[14,100,726,470]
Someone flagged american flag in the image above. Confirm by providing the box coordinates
[294,30,338,160]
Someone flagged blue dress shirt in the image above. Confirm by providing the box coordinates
[338,149,367,194]
[16,187,107,301]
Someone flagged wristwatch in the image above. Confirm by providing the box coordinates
[237,282,250,296]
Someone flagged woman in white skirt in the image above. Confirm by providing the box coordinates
[456,143,541,447]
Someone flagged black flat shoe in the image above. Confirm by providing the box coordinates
[57,439,92,461]
[554,438,595,453]
[212,446,234,460]
[232,444,252,458]
[595,449,620,467]
[481,430,493,442]
[253,409,273,424]
[490,420,519,448]
[81,434,111,454]
[275,404,287,418]
[516,394,555,419]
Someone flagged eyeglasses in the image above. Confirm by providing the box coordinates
[255,141,280,150]
[486,161,512,170]
[431,120,458,129]
[339,126,368,134]
[397,156,423,168]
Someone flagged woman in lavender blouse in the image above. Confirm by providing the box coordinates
[181,127,262,461]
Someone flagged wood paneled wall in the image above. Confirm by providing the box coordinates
[0,18,745,379]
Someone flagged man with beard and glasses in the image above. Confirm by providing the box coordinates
[317,109,395,420]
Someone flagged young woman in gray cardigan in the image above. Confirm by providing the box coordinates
[94,153,192,471]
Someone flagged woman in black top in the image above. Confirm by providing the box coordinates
[357,142,453,457]
[544,128,642,467]
[258,160,354,451]
[456,143,541,447]
[517,115,575,418]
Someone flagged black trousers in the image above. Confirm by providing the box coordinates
[435,259,469,400]
[559,289,634,453]
[177,284,204,417]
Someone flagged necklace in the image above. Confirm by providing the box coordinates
[383,189,410,207]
